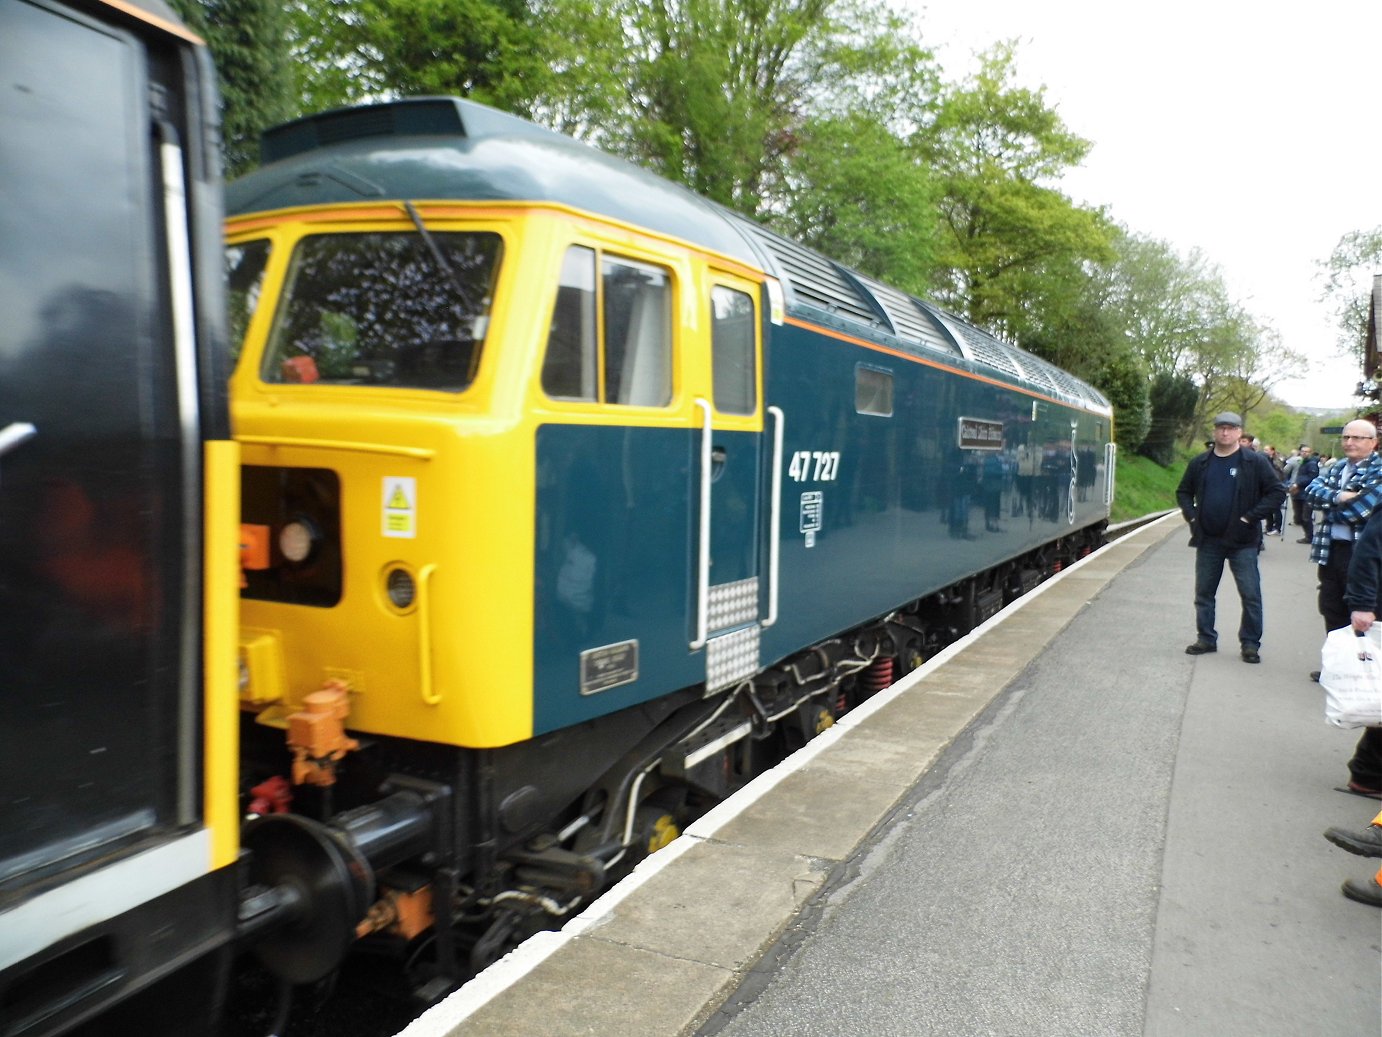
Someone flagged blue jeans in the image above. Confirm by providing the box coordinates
[1194,540,1263,649]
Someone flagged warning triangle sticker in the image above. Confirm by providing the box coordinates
[388,486,411,510]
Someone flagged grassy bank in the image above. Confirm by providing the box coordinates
[1112,447,1192,523]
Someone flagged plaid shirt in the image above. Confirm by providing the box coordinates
[1301,452,1382,565]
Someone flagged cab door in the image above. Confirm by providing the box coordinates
[0,0,204,905]
[692,276,769,691]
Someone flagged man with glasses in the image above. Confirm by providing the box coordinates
[1302,419,1382,796]
[1176,412,1287,663]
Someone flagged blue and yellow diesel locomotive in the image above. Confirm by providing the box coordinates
[223,98,1114,992]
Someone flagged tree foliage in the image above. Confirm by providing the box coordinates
[1141,373,1199,465]
[1320,227,1382,363]
[287,0,625,136]
[918,43,1113,335]
[184,1,1315,472]
[169,0,297,176]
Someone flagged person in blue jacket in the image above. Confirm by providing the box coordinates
[1175,412,1287,663]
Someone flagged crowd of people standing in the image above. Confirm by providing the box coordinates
[1176,414,1382,908]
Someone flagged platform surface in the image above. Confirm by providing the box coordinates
[403,516,1382,1037]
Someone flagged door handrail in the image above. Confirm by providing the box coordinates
[418,564,441,704]
[691,398,712,650]
[762,406,784,628]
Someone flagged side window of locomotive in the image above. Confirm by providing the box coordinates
[541,246,597,400]
[711,285,756,415]
[226,239,271,367]
[261,231,502,391]
[603,256,672,407]
[541,247,673,407]
[855,365,893,416]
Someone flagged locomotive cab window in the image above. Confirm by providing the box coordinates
[855,365,894,416]
[227,238,271,366]
[542,245,673,407]
[711,285,756,415]
[261,231,502,391]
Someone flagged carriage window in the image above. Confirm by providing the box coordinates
[855,365,893,416]
[261,231,502,391]
[541,246,597,399]
[542,247,673,407]
[603,256,671,406]
[226,239,270,366]
[711,285,756,415]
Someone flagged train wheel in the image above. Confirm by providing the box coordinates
[812,703,836,735]
[633,789,685,857]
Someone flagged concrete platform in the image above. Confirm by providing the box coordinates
[401,515,1382,1036]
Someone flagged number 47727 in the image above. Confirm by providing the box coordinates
[788,450,840,482]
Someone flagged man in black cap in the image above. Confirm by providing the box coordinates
[1175,412,1287,663]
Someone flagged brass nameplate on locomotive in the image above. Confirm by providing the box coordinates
[580,640,639,695]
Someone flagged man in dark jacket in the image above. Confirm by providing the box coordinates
[1288,444,1320,541]
[1175,412,1288,663]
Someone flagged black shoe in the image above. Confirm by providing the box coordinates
[1342,875,1382,906]
[1297,538,1312,544]
[1241,648,1260,664]
[1185,641,1217,655]
[1325,824,1382,857]
[1310,671,1321,682]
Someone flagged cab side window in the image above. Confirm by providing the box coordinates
[543,246,672,406]
[711,285,755,415]
[541,246,597,399]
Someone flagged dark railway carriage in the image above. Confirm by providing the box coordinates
[224,97,1112,997]
[0,2,239,1035]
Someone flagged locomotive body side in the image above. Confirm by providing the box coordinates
[759,313,1111,667]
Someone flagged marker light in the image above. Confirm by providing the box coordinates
[387,567,416,609]
[278,519,316,563]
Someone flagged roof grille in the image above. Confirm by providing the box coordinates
[735,222,881,326]
[262,99,467,164]
[853,276,960,356]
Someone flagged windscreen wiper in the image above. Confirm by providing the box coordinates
[402,200,474,312]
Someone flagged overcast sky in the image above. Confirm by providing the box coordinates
[909,0,1382,412]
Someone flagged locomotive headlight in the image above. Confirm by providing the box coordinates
[278,518,318,564]
[386,567,416,610]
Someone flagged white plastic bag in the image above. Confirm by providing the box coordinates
[1321,625,1382,728]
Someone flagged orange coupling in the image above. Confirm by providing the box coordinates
[287,679,360,787]
[354,887,435,942]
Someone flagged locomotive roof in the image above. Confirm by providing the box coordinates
[225,97,759,267]
[228,97,1110,414]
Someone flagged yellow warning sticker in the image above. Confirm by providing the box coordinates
[382,476,416,538]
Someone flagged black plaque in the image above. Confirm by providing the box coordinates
[580,640,639,695]
[957,416,1004,451]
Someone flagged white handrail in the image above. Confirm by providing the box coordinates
[691,399,713,650]
[762,406,784,628]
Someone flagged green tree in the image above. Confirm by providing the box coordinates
[1319,227,1382,363]
[169,0,297,177]
[1142,372,1198,465]
[1208,323,1307,431]
[765,6,943,290]
[608,0,937,219]
[771,113,942,294]
[917,42,1113,335]
[287,0,625,136]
